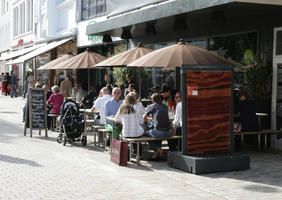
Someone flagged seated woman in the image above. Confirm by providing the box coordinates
[46,86,64,130]
[129,92,145,116]
[47,85,64,115]
[115,94,144,138]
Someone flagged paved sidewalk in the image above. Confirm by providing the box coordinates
[0,95,282,200]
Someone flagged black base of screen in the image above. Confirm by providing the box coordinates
[168,151,250,174]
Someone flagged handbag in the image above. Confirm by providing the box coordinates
[110,138,128,166]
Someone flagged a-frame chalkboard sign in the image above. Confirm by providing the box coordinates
[24,88,48,137]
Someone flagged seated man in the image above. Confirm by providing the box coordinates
[124,83,137,97]
[238,90,259,132]
[143,93,172,161]
[42,84,53,101]
[104,87,123,139]
[237,90,259,146]
[91,87,111,125]
[160,85,176,110]
[168,91,182,151]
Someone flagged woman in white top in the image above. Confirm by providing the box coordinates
[129,92,145,115]
[115,94,144,138]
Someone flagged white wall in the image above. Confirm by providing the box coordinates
[0,0,12,72]
[37,0,77,40]
[0,0,11,52]
[11,0,35,47]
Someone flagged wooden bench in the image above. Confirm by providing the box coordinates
[234,129,282,150]
[47,113,60,131]
[92,125,105,146]
[96,128,112,151]
[121,135,181,165]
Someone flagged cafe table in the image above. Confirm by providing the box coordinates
[141,98,152,107]
[256,112,268,147]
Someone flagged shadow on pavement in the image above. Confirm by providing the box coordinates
[200,150,282,189]
[0,154,42,167]
[0,111,19,114]
[35,135,58,143]
[243,184,279,193]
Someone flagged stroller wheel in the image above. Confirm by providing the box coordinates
[81,135,87,146]
[63,136,67,146]
[57,134,63,144]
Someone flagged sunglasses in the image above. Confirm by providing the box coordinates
[114,92,121,94]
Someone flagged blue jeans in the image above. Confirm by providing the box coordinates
[23,86,27,98]
[23,102,27,121]
[11,84,17,97]
[143,129,172,152]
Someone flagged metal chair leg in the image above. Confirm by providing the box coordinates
[136,142,140,165]
[129,142,132,163]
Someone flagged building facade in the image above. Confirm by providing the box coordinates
[0,0,12,72]
[85,0,282,145]
[76,0,123,89]
[0,0,78,92]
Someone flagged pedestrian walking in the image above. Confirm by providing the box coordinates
[4,72,11,96]
[23,72,34,98]
[10,71,19,98]
[0,73,4,95]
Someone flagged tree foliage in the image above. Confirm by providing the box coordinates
[246,62,272,100]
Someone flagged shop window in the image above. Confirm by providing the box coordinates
[208,32,258,89]
[276,31,282,56]
[208,32,258,65]
[26,0,33,32]
[13,7,18,36]
[81,0,106,20]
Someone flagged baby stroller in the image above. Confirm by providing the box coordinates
[57,99,87,146]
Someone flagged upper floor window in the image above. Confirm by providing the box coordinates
[1,0,6,16]
[81,0,106,20]
[13,0,33,37]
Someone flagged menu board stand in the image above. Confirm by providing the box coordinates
[24,88,48,137]
[168,65,249,174]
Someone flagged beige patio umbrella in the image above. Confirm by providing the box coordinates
[53,49,106,70]
[52,49,106,91]
[128,39,233,68]
[94,43,153,95]
[94,43,153,67]
[37,54,74,70]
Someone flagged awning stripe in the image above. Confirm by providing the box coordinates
[6,38,73,65]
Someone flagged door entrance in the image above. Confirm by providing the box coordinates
[272,27,282,130]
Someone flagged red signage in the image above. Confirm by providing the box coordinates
[18,39,24,46]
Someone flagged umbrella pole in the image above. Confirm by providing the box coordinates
[138,67,141,98]
[88,68,90,93]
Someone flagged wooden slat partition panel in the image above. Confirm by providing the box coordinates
[186,71,231,154]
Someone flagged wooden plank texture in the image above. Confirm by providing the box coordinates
[186,71,231,154]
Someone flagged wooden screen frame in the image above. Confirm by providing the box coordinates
[181,65,234,155]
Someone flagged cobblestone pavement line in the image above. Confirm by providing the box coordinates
[0,95,282,200]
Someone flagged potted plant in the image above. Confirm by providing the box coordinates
[246,61,272,102]
[245,61,272,129]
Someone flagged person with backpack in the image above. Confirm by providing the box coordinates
[4,72,11,96]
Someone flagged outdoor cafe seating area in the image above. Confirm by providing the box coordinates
[24,39,282,173]
[44,95,179,164]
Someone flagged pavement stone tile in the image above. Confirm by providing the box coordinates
[0,95,282,200]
